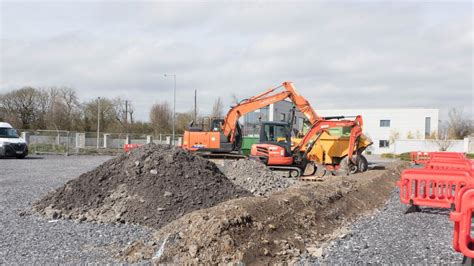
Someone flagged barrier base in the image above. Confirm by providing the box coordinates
[405,204,422,214]
[462,256,473,265]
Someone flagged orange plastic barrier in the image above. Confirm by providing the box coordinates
[398,169,472,209]
[431,152,466,161]
[425,160,474,174]
[410,151,431,164]
[410,151,466,164]
[450,186,474,259]
[123,144,141,152]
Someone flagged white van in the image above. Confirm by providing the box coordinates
[0,122,28,159]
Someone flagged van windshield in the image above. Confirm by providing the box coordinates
[0,128,19,138]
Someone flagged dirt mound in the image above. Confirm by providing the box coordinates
[121,161,409,264]
[219,159,299,196]
[33,144,251,229]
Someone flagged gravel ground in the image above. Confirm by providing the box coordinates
[0,155,153,264]
[302,188,462,264]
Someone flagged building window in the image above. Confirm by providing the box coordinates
[280,113,286,122]
[425,117,431,137]
[379,140,389,148]
[380,120,390,127]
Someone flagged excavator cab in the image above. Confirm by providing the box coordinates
[210,118,224,132]
[259,122,292,155]
[251,121,297,174]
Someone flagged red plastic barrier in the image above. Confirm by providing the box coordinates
[450,186,474,259]
[425,160,474,174]
[410,151,431,164]
[398,169,472,209]
[410,151,466,164]
[123,144,141,152]
[431,152,466,161]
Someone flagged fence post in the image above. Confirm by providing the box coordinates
[103,134,111,148]
[166,136,171,145]
[125,135,131,145]
[76,133,85,150]
[463,137,469,153]
[147,135,153,144]
[177,137,182,146]
[65,131,69,156]
[159,134,162,144]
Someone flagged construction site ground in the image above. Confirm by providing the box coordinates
[0,154,463,264]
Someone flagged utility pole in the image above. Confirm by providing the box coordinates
[125,100,128,124]
[97,97,101,149]
[194,89,197,121]
[164,74,177,145]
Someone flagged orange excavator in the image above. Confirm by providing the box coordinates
[250,115,365,177]
[182,81,318,154]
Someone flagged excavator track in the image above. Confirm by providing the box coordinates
[197,152,247,160]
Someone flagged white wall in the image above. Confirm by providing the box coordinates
[317,108,439,154]
[393,139,465,154]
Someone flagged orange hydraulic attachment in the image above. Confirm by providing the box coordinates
[251,116,364,171]
[182,81,319,151]
[450,185,474,259]
[293,115,363,161]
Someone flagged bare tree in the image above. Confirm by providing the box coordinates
[389,129,400,144]
[150,102,172,134]
[0,87,41,129]
[434,121,453,151]
[211,97,224,118]
[82,97,119,132]
[176,111,194,134]
[59,87,80,130]
[447,108,473,139]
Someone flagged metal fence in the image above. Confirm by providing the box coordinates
[22,130,183,156]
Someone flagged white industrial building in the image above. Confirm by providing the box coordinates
[317,108,439,154]
[242,104,442,155]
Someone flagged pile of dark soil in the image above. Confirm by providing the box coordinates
[121,162,410,264]
[33,144,251,229]
[219,159,299,196]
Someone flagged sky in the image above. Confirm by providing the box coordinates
[0,0,472,121]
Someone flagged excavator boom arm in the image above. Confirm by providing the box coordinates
[222,81,320,143]
[282,82,320,124]
[222,90,291,142]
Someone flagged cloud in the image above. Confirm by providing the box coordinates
[1,1,472,120]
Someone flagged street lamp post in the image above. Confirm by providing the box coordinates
[164,74,176,145]
[97,97,101,149]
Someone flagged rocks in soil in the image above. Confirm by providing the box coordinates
[219,159,299,196]
[120,161,410,265]
[33,143,251,229]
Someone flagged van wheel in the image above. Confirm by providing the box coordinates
[16,154,26,159]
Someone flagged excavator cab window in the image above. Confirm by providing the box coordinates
[210,119,224,132]
[259,122,292,155]
[263,124,289,143]
[259,122,291,154]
